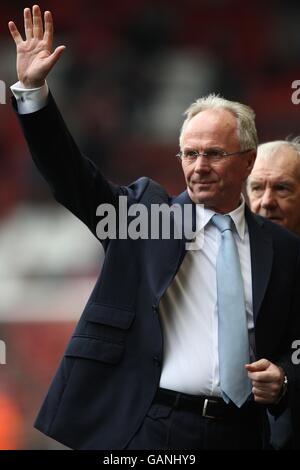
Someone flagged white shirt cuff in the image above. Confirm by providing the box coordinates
[10,81,49,114]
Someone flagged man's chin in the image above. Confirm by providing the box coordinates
[265,217,283,225]
[188,188,214,205]
[263,217,289,230]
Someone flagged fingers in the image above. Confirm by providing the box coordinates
[10,6,55,46]
[247,371,273,382]
[252,385,280,404]
[245,358,270,372]
[252,388,272,403]
[43,11,53,45]
[8,21,23,45]
[252,387,270,399]
[44,46,66,71]
[24,7,33,40]
[33,5,43,39]
[247,362,283,385]
[252,380,279,392]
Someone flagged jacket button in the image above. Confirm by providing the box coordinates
[152,304,158,312]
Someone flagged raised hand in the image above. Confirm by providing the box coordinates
[8,5,65,88]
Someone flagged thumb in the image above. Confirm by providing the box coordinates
[45,45,66,70]
[245,358,270,372]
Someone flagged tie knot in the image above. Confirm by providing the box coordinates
[211,214,233,233]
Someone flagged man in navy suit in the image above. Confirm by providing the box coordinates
[9,6,300,449]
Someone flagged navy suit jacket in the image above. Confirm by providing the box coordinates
[14,94,300,449]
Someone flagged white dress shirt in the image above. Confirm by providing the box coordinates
[11,81,254,396]
[159,199,254,396]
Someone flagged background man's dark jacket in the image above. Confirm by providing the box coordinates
[13,94,300,450]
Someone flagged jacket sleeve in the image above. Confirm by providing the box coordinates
[12,92,149,244]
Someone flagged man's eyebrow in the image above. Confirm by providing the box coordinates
[249,179,294,189]
[248,179,263,186]
[273,180,294,188]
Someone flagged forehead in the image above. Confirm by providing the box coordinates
[251,147,300,182]
[182,108,238,147]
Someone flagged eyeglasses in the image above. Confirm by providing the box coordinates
[176,148,254,164]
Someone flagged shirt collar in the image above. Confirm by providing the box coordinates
[195,194,246,240]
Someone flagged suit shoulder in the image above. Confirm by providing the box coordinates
[123,177,170,203]
[251,212,300,245]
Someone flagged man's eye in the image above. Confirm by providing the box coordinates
[185,151,198,158]
[250,186,264,195]
[205,150,222,158]
[276,186,291,193]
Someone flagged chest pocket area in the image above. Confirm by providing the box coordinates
[84,303,135,345]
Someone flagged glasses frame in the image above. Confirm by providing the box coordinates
[176,148,254,163]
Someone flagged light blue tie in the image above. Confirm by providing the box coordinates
[212,214,252,408]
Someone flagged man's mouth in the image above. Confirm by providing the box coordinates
[192,181,216,185]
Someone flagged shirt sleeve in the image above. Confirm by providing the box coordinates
[10,81,49,114]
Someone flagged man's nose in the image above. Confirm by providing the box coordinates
[260,189,278,209]
[193,155,211,172]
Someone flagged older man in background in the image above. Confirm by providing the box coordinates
[248,137,300,449]
[248,139,300,237]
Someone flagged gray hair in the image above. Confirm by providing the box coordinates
[247,137,300,191]
[257,137,300,160]
[179,93,258,151]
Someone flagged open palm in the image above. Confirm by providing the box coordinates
[8,5,65,88]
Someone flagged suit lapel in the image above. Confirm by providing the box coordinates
[246,207,273,323]
[171,189,197,256]
[147,189,196,303]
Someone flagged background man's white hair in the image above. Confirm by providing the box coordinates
[257,137,300,160]
[179,93,258,151]
[247,137,300,191]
